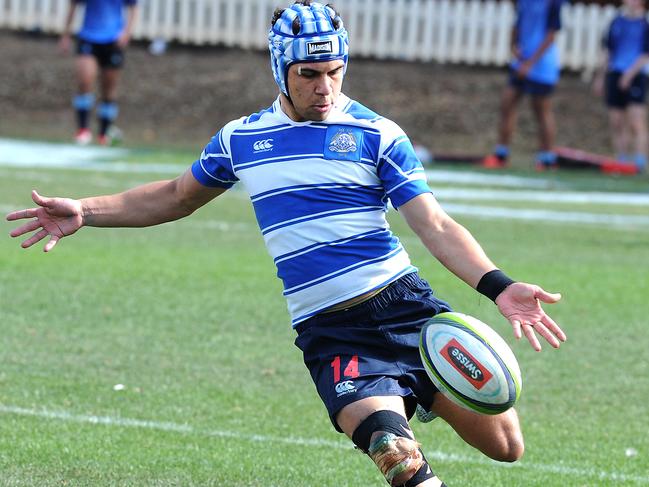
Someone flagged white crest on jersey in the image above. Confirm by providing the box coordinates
[328,129,357,153]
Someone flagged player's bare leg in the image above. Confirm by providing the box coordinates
[627,103,648,170]
[100,67,120,101]
[430,393,524,462]
[531,94,556,153]
[338,396,444,487]
[76,54,97,94]
[497,86,523,148]
[73,54,98,144]
[530,93,558,169]
[608,108,630,159]
[97,67,122,143]
[483,86,522,167]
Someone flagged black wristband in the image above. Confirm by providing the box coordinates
[477,269,515,302]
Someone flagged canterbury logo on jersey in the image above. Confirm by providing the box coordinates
[253,138,274,152]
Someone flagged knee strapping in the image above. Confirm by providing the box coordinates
[352,410,433,486]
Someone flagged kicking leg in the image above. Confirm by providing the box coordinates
[338,396,445,487]
[430,393,524,463]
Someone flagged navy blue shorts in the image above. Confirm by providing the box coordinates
[294,272,452,432]
[76,38,125,69]
[606,71,647,109]
[508,69,555,96]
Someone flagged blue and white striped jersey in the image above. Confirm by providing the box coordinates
[191,94,431,326]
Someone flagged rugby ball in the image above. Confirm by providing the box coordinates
[419,312,522,415]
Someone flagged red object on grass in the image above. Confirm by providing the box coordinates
[554,146,638,175]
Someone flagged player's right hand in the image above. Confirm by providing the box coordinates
[58,34,71,54]
[495,282,566,352]
[6,190,83,252]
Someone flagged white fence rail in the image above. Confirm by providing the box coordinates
[0,0,618,71]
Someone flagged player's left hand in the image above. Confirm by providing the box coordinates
[495,282,566,352]
[117,32,131,48]
[618,73,632,91]
[516,61,532,79]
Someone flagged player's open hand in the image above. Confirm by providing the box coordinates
[516,61,533,79]
[618,72,633,91]
[495,282,567,352]
[116,31,131,48]
[6,190,83,252]
[58,34,72,54]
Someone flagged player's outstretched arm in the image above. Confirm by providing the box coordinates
[495,283,566,352]
[399,193,567,351]
[6,169,225,252]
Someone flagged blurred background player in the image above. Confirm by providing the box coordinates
[483,0,564,170]
[592,0,649,173]
[59,0,138,145]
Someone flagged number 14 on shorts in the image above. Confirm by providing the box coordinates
[331,355,360,383]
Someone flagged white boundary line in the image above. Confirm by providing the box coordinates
[1,404,647,483]
[434,188,649,206]
[442,203,649,228]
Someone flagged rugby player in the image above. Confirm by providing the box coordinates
[8,2,567,485]
[592,0,649,173]
[483,0,565,170]
[59,0,138,145]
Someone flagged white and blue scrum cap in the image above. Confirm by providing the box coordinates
[268,2,349,96]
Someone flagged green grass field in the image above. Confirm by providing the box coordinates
[1,141,648,486]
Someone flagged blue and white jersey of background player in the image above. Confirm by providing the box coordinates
[605,14,649,73]
[75,0,137,44]
[511,0,564,85]
[192,94,431,326]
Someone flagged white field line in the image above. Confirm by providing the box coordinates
[0,159,188,174]
[426,169,564,189]
[434,188,649,206]
[1,404,647,484]
[442,203,649,228]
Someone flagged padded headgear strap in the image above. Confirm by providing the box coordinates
[268,1,349,97]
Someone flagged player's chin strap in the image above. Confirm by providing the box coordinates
[352,410,445,487]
